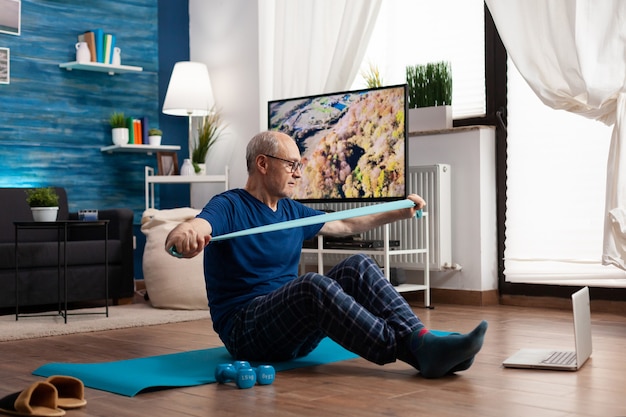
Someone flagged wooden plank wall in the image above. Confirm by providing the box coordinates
[0,0,159,220]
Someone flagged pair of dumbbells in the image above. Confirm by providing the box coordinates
[214,361,276,389]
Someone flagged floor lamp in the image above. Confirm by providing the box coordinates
[162,61,215,158]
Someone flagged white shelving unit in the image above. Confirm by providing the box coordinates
[145,166,229,210]
[59,61,143,75]
[101,144,181,155]
[301,215,430,307]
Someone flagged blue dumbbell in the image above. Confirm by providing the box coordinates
[215,361,256,389]
[252,365,276,385]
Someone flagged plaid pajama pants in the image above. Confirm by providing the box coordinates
[224,253,424,365]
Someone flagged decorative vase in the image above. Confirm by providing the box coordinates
[408,105,452,132]
[31,207,59,222]
[148,135,162,146]
[196,163,206,175]
[112,47,121,66]
[112,127,129,145]
[75,42,90,63]
[180,158,194,176]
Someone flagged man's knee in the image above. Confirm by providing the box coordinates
[346,253,379,271]
[299,272,335,290]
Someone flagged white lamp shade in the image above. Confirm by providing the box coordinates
[162,61,215,116]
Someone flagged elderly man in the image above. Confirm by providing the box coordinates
[166,130,487,378]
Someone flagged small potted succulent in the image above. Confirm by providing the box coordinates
[25,187,60,222]
[148,128,162,146]
[109,111,129,145]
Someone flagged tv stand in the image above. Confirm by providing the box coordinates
[300,216,430,307]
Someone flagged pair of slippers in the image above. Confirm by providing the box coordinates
[0,376,86,416]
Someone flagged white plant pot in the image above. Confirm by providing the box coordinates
[31,207,59,222]
[112,127,129,145]
[148,135,162,146]
[195,163,206,175]
[408,105,452,132]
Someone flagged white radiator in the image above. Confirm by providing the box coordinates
[303,164,452,271]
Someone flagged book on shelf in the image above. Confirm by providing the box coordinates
[133,119,142,145]
[140,116,149,144]
[93,28,104,63]
[104,33,116,64]
[126,117,135,144]
[79,31,97,62]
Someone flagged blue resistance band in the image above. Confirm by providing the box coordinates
[169,199,421,257]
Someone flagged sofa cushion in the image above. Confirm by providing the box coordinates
[141,208,208,310]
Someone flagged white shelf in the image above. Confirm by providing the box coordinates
[300,219,430,307]
[101,144,181,155]
[145,166,229,209]
[59,61,143,75]
[146,174,227,184]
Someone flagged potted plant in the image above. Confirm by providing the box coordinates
[360,62,383,88]
[192,108,225,174]
[109,112,129,145]
[25,187,60,222]
[405,61,453,132]
[148,128,162,146]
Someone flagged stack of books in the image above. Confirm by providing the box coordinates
[126,116,149,145]
[77,29,116,65]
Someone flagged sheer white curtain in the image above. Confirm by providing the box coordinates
[258,0,381,129]
[486,0,626,282]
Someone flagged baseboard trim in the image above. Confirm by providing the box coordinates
[500,294,626,314]
[402,288,626,314]
[403,288,499,306]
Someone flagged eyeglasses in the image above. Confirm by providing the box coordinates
[263,154,304,173]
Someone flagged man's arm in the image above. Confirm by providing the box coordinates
[164,217,213,258]
[319,194,426,237]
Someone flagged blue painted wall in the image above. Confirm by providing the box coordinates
[129,0,191,279]
[0,0,189,220]
[156,0,191,209]
[0,0,191,278]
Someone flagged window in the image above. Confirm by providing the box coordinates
[504,59,624,284]
[350,0,486,119]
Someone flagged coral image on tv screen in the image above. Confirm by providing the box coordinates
[268,84,407,203]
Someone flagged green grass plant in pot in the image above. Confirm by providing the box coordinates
[405,61,453,131]
[25,187,60,222]
[109,111,129,146]
[192,108,225,174]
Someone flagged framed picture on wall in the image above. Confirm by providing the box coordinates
[0,48,9,84]
[157,152,179,175]
[0,0,21,36]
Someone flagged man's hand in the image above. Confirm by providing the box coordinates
[406,193,426,219]
[164,218,211,258]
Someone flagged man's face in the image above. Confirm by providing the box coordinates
[265,137,303,198]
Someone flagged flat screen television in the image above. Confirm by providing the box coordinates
[268,84,408,203]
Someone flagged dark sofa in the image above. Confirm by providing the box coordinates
[0,187,134,309]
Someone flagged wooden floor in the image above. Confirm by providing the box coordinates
[0,300,625,417]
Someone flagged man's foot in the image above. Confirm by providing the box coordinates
[409,320,488,378]
[447,357,475,374]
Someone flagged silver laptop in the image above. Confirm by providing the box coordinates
[502,286,592,371]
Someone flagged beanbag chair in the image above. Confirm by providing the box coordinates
[141,208,208,310]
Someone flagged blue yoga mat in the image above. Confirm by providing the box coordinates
[32,331,451,396]
[32,338,358,397]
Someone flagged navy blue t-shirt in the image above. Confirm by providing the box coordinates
[197,189,324,338]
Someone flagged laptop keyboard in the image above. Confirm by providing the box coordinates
[542,351,576,365]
